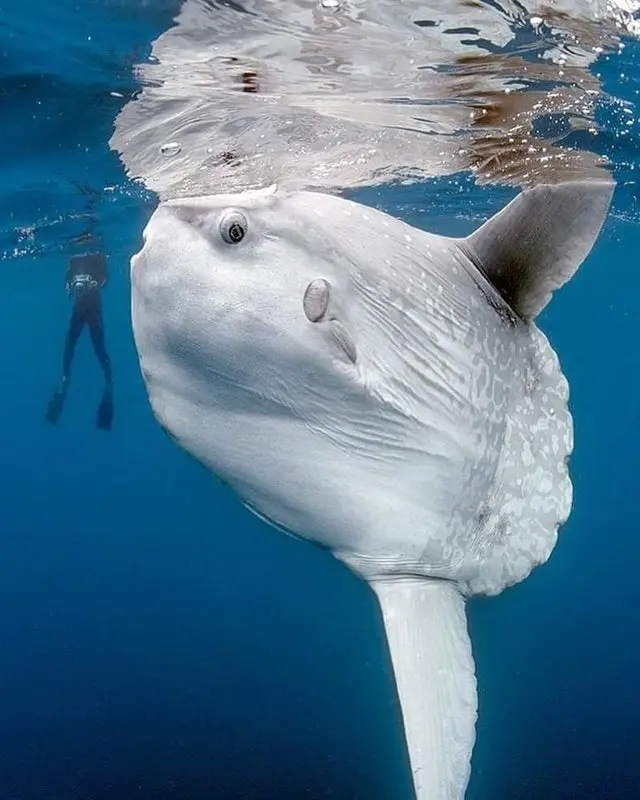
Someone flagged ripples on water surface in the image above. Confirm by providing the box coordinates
[3,1,640,798]
[111,0,637,195]
[5,0,640,256]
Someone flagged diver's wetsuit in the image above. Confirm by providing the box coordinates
[45,252,114,430]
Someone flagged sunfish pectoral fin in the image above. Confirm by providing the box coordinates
[302,278,357,364]
[329,319,357,364]
[370,578,477,800]
[458,178,615,320]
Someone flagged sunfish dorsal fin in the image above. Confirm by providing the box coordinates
[459,179,614,320]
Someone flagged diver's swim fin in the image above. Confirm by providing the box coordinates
[45,388,66,425]
[96,385,113,431]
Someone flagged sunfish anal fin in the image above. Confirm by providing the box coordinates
[458,179,614,320]
[371,578,477,800]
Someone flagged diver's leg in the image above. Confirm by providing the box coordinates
[62,306,86,383]
[45,306,85,424]
[87,300,112,384]
[88,299,114,430]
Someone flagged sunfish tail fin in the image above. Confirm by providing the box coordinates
[371,579,477,800]
[459,179,615,320]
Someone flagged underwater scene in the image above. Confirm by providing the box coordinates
[2,1,640,798]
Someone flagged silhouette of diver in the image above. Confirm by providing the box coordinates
[45,251,113,430]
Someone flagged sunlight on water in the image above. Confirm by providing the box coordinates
[111,0,640,198]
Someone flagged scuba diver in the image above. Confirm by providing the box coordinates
[45,248,114,430]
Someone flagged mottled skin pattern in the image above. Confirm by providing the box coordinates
[131,185,571,597]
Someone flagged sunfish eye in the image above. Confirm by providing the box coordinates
[219,210,248,244]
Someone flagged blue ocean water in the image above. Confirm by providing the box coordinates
[2,2,640,799]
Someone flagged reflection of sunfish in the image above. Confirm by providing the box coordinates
[131,179,613,799]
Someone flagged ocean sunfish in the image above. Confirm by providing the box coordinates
[130,178,614,799]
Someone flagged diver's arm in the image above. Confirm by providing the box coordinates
[64,261,74,296]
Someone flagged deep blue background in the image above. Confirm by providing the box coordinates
[1,3,640,798]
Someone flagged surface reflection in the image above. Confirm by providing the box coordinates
[110,0,638,197]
